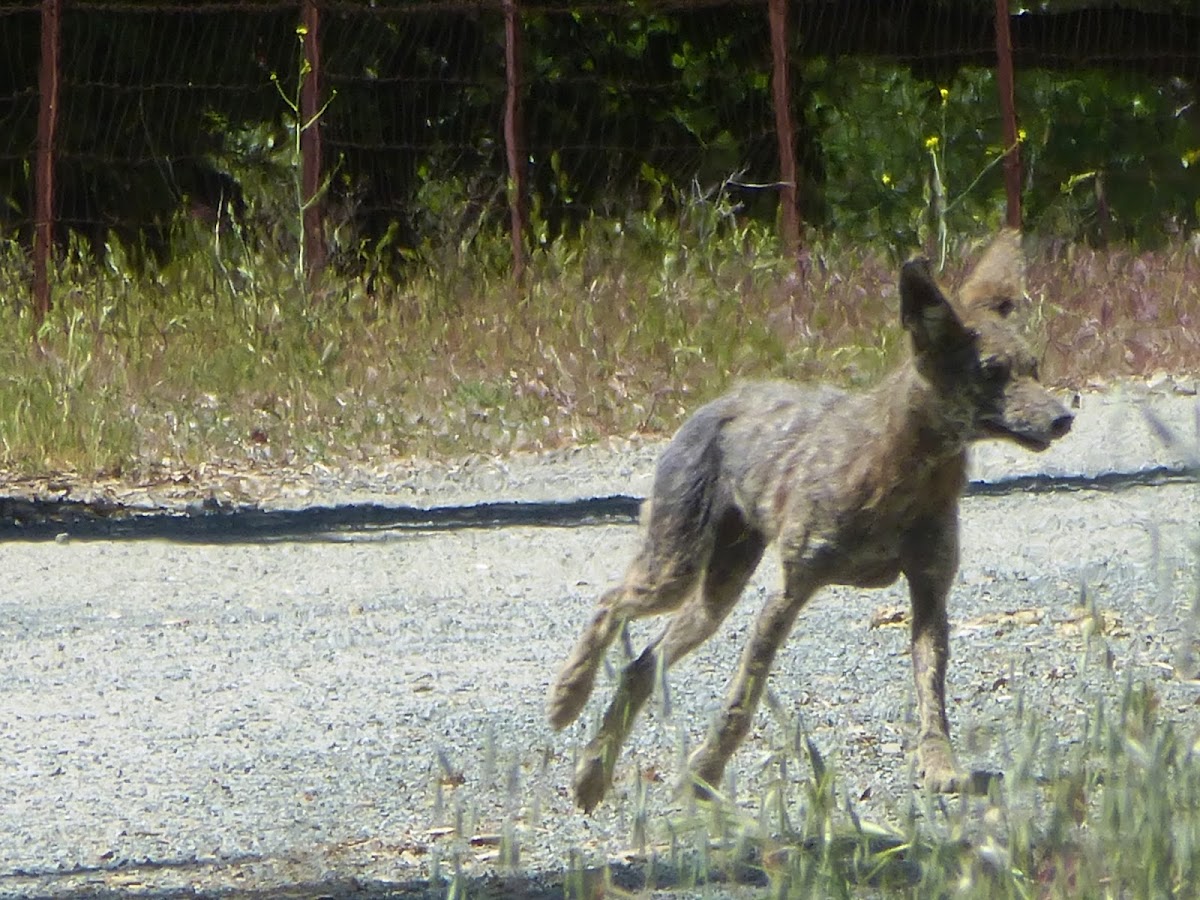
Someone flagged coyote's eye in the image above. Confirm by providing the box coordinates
[981,359,1009,383]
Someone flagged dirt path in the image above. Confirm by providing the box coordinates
[0,385,1197,898]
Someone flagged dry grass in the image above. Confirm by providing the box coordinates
[1032,241,1200,383]
[0,220,1196,482]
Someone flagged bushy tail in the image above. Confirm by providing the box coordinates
[644,399,733,555]
[547,399,732,730]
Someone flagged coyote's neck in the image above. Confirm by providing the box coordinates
[869,363,971,468]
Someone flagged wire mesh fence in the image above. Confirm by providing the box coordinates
[0,0,1197,314]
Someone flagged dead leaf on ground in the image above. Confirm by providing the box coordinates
[1056,610,1127,638]
[959,608,1045,630]
[640,765,664,785]
[869,606,908,628]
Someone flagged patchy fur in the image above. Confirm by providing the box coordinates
[548,231,1074,813]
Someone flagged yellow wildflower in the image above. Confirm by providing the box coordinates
[939,87,949,106]
[924,135,940,150]
[881,173,892,186]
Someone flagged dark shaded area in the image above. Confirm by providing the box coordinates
[0,4,288,264]
[0,466,1192,544]
[0,494,643,543]
[1,855,771,900]
[963,464,1198,496]
[792,1,1200,81]
[0,0,1196,262]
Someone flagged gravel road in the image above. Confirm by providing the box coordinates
[0,383,1198,898]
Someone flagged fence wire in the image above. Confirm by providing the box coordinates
[0,0,1197,283]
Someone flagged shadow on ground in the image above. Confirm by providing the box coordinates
[0,465,1192,544]
[1,856,772,899]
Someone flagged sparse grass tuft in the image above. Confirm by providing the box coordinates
[616,557,1200,900]
[1033,240,1200,383]
[618,672,1200,898]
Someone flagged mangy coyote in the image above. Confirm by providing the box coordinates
[548,230,1074,813]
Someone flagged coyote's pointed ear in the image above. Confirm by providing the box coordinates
[900,257,973,354]
[959,229,1025,317]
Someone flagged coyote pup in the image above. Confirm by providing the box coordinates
[548,230,1074,812]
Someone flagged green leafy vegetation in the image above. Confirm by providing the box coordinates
[2,3,1196,267]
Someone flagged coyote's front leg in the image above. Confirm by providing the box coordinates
[687,570,815,795]
[903,520,969,792]
[911,596,962,792]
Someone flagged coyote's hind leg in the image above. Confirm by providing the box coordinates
[573,513,766,811]
[548,543,704,732]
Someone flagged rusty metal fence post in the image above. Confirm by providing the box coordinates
[994,0,1021,228]
[768,0,801,258]
[503,0,528,285]
[300,0,327,280]
[29,0,1147,304]
[34,0,62,323]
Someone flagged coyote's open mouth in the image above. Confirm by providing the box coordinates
[982,418,1070,453]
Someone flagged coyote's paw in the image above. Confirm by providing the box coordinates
[922,765,970,793]
[547,664,597,731]
[685,746,728,802]
[924,767,1004,795]
[572,738,616,813]
[919,740,1002,794]
[918,738,965,792]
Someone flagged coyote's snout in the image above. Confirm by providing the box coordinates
[548,230,1073,813]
